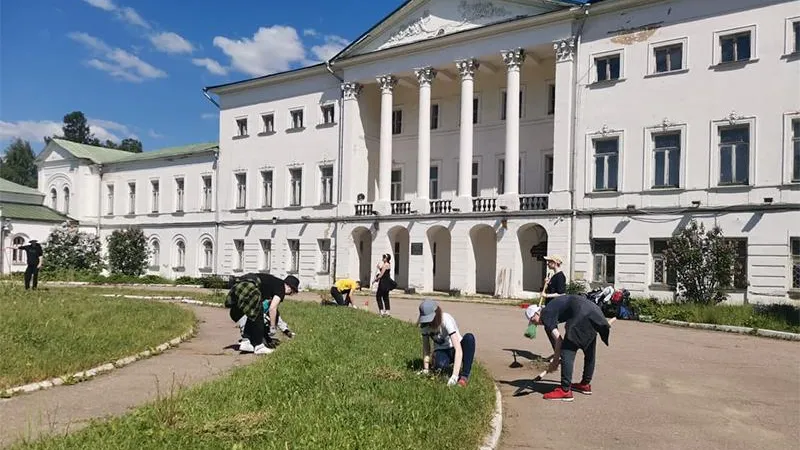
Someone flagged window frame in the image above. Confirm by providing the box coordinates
[787,18,800,56]
[289,108,305,130]
[591,49,624,84]
[429,162,441,200]
[471,159,480,198]
[289,167,303,207]
[391,107,403,135]
[712,25,757,66]
[791,237,800,290]
[499,86,526,121]
[546,81,555,116]
[318,239,331,274]
[260,112,275,134]
[149,239,160,269]
[11,236,26,264]
[234,172,248,210]
[710,117,756,187]
[235,116,248,138]
[175,240,186,269]
[586,130,623,193]
[233,239,245,272]
[320,103,336,125]
[430,102,440,130]
[260,169,274,208]
[201,239,214,270]
[592,239,616,284]
[647,37,688,76]
[650,239,677,289]
[543,152,554,193]
[127,181,136,215]
[174,177,185,213]
[390,166,403,202]
[724,238,749,290]
[319,164,334,205]
[201,175,213,211]
[783,113,800,184]
[287,239,300,274]
[62,186,70,214]
[259,239,272,273]
[150,179,160,214]
[106,183,115,216]
[644,123,686,190]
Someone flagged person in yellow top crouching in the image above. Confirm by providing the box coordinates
[330,278,360,307]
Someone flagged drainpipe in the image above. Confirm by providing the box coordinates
[568,4,591,281]
[97,164,104,236]
[326,60,345,282]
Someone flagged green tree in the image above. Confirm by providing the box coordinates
[44,224,104,274]
[0,139,38,187]
[59,111,95,144]
[664,219,738,304]
[118,138,143,153]
[107,228,149,276]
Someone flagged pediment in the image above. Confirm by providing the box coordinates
[345,0,562,57]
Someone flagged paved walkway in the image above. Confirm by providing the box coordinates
[2,290,798,449]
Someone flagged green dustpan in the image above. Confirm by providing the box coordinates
[524,323,537,339]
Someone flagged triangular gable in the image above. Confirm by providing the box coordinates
[336,0,569,58]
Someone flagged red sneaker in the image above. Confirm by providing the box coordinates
[457,377,468,387]
[543,387,574,402]
[570,382,592,395]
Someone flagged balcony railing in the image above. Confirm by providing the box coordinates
[355,203,374,216]
[519,194,549,211]
[472,197,497,212]
[430,199,453,214]
[391,201,412,215]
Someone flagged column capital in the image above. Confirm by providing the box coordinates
[553,37,576,62]
[455,59,480,80]
[414,67,437,86]
[341,82,363,100]
[377,75,397,94]
[501,48,526,69]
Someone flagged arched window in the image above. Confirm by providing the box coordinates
[50,189,57,210]
[63,187,70,214]
[202,240,213,269]
[176,240,186,268]
[150,240,160,267]
[12,237,25,263]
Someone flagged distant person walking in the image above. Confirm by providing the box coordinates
[374,254,396,317]
[13,239,43,290]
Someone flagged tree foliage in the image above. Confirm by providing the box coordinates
[664,220,738,304]
[44,224,104,274]
[49,110,143,152]
[0,138,38,187]
[107,228,150,276]
[118,138,143,153]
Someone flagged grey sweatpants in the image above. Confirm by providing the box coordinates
[560,337,597,390]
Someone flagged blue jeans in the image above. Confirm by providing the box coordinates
[432,333,476,379]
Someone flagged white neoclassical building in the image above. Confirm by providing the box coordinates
[25,0,800,303]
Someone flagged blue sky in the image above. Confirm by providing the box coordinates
[0,0,400,153]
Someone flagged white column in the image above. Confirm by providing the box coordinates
[377,75,397,204]
[415,67,436,200]
[550,38,576,210]
[502,48,524,196]
[456,59,479,199]
[339,82,363,212]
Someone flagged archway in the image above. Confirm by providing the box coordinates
[427,226,452,292]
[470,225,497,295]
[517,223,548,292]
[387,226,410,290]
[351,226,373,287]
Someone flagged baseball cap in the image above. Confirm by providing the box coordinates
[418,299,438,323]
[284,275,300,293]
[543,255,563,265]
[525,305,542,321]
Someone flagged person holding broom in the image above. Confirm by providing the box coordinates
[525,295,613,402]
[540,255,566,304]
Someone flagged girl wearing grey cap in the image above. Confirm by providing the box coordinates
[418,300,476,387]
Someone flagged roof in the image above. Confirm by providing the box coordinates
[0,202,71,223]
[205,63,327,94]
[0,178,43,197]
[44,139,218,166]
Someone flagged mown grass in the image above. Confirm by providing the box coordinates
[0,285,196,389]
[14,301,496,450]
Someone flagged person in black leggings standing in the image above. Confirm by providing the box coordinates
[13,240,44,290]
[374,253,395,317]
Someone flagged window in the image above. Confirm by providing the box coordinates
[318,239,331,274]
[151,240,160,267]
[654,44,683,73]
[794,21,800,53]
[176,240,186,268]
[392,109,402,135]
[471,162,480,197]
[290,109,304,129]
[720,32,751,63]
[652,240,676,287]
[500,89,523,120]
[390,169,402,201]
[433,242,437,276]
[393,241,400,277]
[234,239,244,271]
[719,126,750,185]
[472,96,480,124]
[429,166,439,199]
[791,238,800,289]
[175,178,184,212]
[430,104,440,130]
[289,168,303,206]
[653,132,681,188]
[594,138,619,191]
[321,104,335,124]
[544,154,554,192]
[260,239,272,272]
[792,119,800,182]
[260,170,273,208]
[63,187,70,214]
[726,239,748,290]
[592,239,616,283]
[49,188,57,210]
[288,239,300,273]
[12,237,25,263]
[202,240,213,269]
[320,166,334,204]
[595,54,621,82]
[128,182,136,214]
[202,176,212,211]
[547,84,555,115]
[262,113,274,133]
[151,180,160,213]
[106,185,114,215]
[235,173,247,209]
[236,118,248,137]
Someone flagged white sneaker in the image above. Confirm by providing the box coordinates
[254,344,274,355]
[238,339,255,353]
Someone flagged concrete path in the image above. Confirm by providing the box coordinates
[2,290,799,450]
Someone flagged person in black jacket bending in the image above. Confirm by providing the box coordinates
[526,295,613,402]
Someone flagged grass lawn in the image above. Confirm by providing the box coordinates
[15,301,496,450]
[0,285,196,390]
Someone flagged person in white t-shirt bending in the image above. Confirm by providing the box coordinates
[418,299,476,387]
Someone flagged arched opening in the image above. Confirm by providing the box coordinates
[387,226,410,290]
[150,240,160,268]
[470,225,497,295]
[202,240,213,270]
[63,187,70,214]
[426,226,452,292]
[518,223,548,292]
[175,240,186,268]
[12,236,26,264]
[49,188,57,210]
[351,227,373,287]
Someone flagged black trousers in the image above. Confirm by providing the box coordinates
[330,287,351,305]
[229,305,266,347]
[24,265,39,290]
[560,337,597,390]
[376,288,390,311]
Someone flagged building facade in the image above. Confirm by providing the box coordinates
[25,0,800,303]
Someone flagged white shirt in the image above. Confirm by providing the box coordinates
[421,313,462,351]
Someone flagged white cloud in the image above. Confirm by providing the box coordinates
[149,31,194,54]
[192,57,228,76]
[212,26,306,77]
[81,0,149,29]
[69,32,166,82]
[309,35,349,62]
[0,118,136,144]
[82,0,115,11]
[201,113,218,120]
[148,129,164,138]
[303,28,318,37]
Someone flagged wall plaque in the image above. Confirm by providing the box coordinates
[410,242,423,255]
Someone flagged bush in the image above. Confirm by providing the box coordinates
[107,228,149,277]
[44,225,104,274]
[566,280,588,295]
